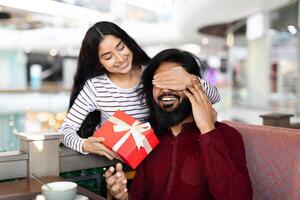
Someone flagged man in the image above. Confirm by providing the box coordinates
[105,49,253,200]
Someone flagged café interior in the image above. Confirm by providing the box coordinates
[0,0,299,199]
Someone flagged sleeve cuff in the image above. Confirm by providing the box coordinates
[199,128,219,145]
[199,128,231,157]
[197,76,205,85]
[79,138,89,155]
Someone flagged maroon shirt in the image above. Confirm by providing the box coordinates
[129,122,253,200]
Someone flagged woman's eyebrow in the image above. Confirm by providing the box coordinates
[100,40,123,57]
[116,40,123,48]
[100,51,111,57]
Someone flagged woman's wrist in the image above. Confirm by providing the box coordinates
[82,139,89,153]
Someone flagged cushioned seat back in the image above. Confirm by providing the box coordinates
[223,120,300,200]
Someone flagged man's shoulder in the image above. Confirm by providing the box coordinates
[215,121,238,130]
[214,121,243,140]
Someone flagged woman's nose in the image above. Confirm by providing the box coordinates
[115,52,124,63]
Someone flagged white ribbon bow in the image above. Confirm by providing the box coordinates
[109,116,152,153]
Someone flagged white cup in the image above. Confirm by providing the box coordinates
[41,181,77,200]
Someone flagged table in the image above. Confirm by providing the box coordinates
[0,176,106,200]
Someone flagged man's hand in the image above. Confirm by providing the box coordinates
[105,163,128,200]
[152,66,197,90]
[82,137,119,160]
[183,77,216,134]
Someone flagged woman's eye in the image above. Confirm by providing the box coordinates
[118,44,125,50]
[104,55,112,60]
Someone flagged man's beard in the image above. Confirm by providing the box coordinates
[152,97,192,129]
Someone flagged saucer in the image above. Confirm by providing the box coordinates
[36,194,89,200]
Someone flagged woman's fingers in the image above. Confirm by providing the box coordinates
[153,74,173,83]
[153,69,174,81]
[85,136,121,160]
[101,152,114,160]
[90,137,105,142]
[153,66,193,91]
[93,142,117,159]
[153,80,186,90]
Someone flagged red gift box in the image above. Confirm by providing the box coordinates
[93,110,159,169]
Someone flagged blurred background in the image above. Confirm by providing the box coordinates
[0,0,299,152]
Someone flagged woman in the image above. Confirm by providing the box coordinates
[59,21,220,160]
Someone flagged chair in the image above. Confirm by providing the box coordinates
[223,120,300,200]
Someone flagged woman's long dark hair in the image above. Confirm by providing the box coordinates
[70,21,150,138]
[142,48,205,132]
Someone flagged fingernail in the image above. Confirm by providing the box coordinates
[109,167,114,172]
[116,172,121,177]
[124,188,128,192]
[122,180,127,184]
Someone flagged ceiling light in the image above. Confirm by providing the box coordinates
[49,49,58,56]
[24,47,31,53]
[287,25,297,35]
[201,37,209,45]
[246,13,264,40]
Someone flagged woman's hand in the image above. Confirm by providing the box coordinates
[152,66,197,90]
[82,137,118,160]
[105,163,128,200]
[183,78,216,134]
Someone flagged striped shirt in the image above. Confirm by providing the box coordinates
[59,73,220,154]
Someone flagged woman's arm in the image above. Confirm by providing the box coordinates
[152,66,220,104]
[59,79,98,153]
[59,79,117,160]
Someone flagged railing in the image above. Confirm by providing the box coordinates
[260,113,300,129]
[0,131,116,180]
[1,113,299,181]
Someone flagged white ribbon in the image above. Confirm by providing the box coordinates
[108,116,152,153]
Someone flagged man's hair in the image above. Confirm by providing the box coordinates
[142,48,206,129]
